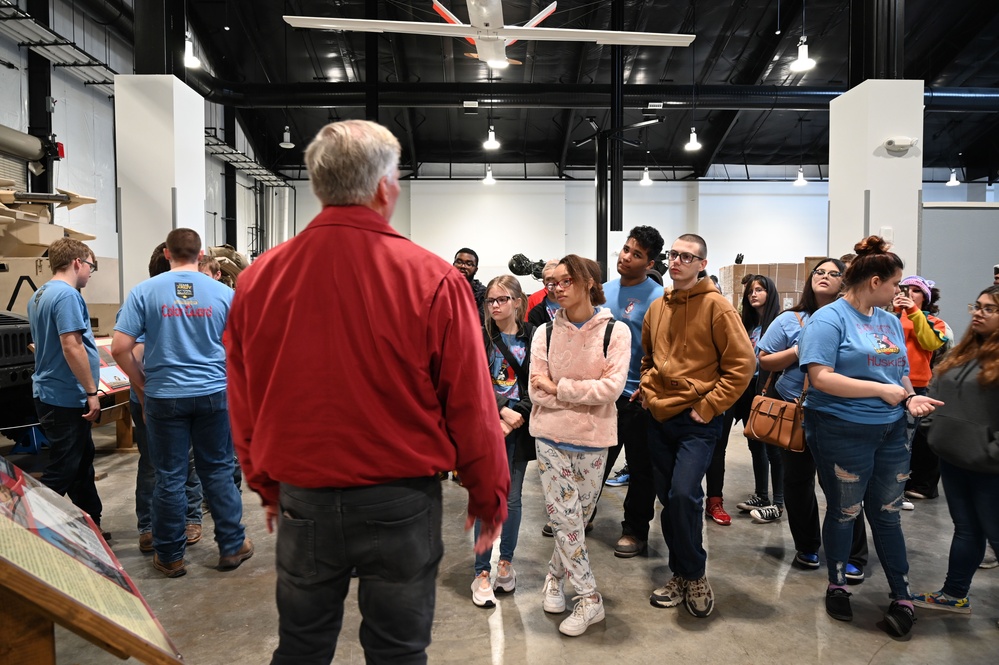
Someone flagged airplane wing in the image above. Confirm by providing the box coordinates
[283,15,694,48]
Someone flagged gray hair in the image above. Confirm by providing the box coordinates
[305,120,401,206]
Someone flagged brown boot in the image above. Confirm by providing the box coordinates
[153,554,187,578]
[138,532,153,553]
[185,523,203,546]
[218,538,254,571]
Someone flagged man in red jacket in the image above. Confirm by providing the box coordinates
[225,119,509,665]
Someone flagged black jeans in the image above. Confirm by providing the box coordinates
[615,396,656,541]
[706,385,755,498]
[34,399,103,526]
[905,387,940,498]
[271,478,443,665]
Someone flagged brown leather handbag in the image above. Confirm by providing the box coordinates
[746,372,808,453]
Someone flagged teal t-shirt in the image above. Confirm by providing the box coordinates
[799,297,908,424]
[27,280,99,407]
[602,277,664,396]
[115,270,233,399]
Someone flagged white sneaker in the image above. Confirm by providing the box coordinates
[471,571,496,608]
[558,593,605,636]
[542,573,565,613]
[494,560,516,593]
[901,500,915,511]
[980,553,999,569]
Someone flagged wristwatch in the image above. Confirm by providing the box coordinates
[86,390,99,396]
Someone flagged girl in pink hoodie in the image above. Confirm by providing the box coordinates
[529,255,630,637]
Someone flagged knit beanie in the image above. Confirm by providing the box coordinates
[900,275,934,304]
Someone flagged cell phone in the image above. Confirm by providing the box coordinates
[899,285,909,296]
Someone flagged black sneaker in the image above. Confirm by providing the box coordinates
[542,522,554,537]
[825,588,852,621]
[884,601,916,638]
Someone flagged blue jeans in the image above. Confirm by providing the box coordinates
[805,408,912,598]
[473,434,528,574]
[34,399,103,526]
[939,460,999,598]
[131,397,203,534]
[272,478,443,665]
[144,390,245,562]
[648,410,722,580]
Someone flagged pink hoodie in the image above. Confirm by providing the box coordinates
[528,307,631,448]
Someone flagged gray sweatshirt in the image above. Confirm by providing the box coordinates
[927,359,999,474]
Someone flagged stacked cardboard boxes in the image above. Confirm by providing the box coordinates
[718,262,808,313]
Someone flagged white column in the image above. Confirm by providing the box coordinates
[114,75,205,295]
[828,80,923,269]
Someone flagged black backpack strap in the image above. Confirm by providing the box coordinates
[545,321,553,361]
[603,320,614,357]
[493,334,530,388]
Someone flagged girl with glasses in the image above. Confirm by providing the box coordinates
[757,259,870,579]
[528,254,630,636]
[798,236,942,637]
[470,276,535,608]
[913,285,999,616]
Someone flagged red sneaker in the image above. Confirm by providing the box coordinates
[706,497,731,526]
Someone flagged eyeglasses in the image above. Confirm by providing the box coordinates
[667,250,703,264]
[485,296,512,307]
[81,258,98,272]
[553,278,573,290]
[544,281,557,291]
[453,259,476,268]
[812,269,842,278]
[968,303,999,316]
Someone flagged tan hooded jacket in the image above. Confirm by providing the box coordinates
[640,277,755,422]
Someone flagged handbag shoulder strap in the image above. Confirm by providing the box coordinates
[494,333,530,388]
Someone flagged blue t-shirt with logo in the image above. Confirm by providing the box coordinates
[489,332,526,404]
[602,277,664,396]
[799,297,908,424]
[27,280,99,407]
[115,270,233,399]
[757,310,808,400]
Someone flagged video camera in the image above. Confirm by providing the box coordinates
[508,254,546,280]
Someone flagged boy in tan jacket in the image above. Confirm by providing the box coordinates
[640,233,755,618]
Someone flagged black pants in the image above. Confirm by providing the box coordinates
[905,388,940,498]
[34,399,103,526]
[604,396,656,541]
[271,478,443,665]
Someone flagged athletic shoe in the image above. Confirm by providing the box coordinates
[904,490,928,500]
[614,535,648,558]
[750,504,784,523]
[845,563,865,584]
[471,571,496,608]
[542,573,566,613]
[980,553,998,569]
[901,500,915,511]
[825,587,852,621]
[884,601,916,637]
[736,494,772,512]
[650,575,687,608]
[494,561,516,593]
[542,521,554,537]
[794,552,820,569]
[559,594,605,636]
[912,590,971,614]
[684,577,714,618]
[605,467,630,487]
[705,497,731,526]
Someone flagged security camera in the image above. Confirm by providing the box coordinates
[884,136,917,153]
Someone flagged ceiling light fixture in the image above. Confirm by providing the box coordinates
[794,167,807,187]
[483,165,496,185]
[946,169,960,187]
[483,126,500,150]
[685,128,701,151]
[640,167,653,186]
[789,3,815,73]
[486,59,509,70]
[279,126,295,149]
[184,34,201,69]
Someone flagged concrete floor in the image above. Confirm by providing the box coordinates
[8,424,998,665]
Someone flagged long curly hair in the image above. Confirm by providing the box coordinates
[934,285,999,387]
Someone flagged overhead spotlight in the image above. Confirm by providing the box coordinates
[946,169,960,187]
[685,127,701,151]
[184,34,201,69]
[483,165,496,185]
[483,126,501,150]
[224,25,231,32]
[640,167,653,186]
[790,37,815,73]
[793,167,807,187]
[279,126,295,149]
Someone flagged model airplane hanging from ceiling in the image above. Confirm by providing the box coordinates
[284,1,695,69]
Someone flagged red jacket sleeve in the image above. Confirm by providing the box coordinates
[429,272,510,527]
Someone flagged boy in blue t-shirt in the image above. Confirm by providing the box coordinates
[27,238,104,530]
[600,226,665,558]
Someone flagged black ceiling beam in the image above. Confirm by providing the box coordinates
[382,4,418,171]
[556,2,607,177]
[848,0,904,87]
[183,75,999,112]
[904,4,999,86]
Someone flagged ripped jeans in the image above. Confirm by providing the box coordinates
[804,408,912,599]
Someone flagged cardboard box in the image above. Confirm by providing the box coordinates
[88,303,122,337]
